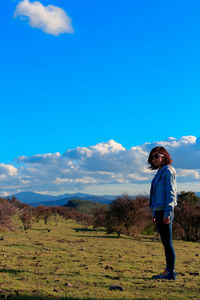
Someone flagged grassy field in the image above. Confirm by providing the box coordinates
[0,216,199,299]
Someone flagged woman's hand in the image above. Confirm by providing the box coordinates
[153,217,156,224]
[163,216,170,224]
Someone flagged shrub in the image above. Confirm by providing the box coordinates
[20,207,33,230]
[92,207,108,229]
[56,206,80,221]
[105,195,151,237]
[174,191,200,241]
[33,206,53,224]
[0,197,17,230]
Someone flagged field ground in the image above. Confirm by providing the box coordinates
[0,216,199,299]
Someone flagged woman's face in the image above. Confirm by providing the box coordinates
[151,151,164,169]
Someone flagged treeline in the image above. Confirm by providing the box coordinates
[64,199,108,215]
[92,191,200,241]
[93,191,200,241]
[0,191,200,241]
[0,196,93,230]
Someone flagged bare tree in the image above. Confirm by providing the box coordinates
[20,207,33,230]
[174,192,200,241]
[0,197,17,230]
[92,207,108,229]
[105,194,150,237]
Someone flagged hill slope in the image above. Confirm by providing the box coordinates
[64,199,108,214]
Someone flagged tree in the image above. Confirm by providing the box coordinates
[105,195,150,237]
[92,207,107,229]
[0,197,17,230]
[174,191,200,241]
[20,207,33,230]
[178,191,200,206]
[8,196,27,209]
[33,206,53,224]
[56,206,80,221]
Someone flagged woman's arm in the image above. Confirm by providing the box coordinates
[164,168,177,218]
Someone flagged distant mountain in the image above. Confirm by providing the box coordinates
[7,191,61,204]
[5,191,116,207]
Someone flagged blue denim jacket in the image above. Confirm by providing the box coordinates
[150,165,177,217]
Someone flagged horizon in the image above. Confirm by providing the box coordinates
[2,178,200,198]
[7,188,200,197]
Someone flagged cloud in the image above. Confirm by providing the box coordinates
[0,163,18,177]
[176,169,200,180]
[1,136,200,195]
[0,163,22,192]
[65,140,125,160]
[14,0,74,36]
[142,136,200,170]
[18,152,61,164]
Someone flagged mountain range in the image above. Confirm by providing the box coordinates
[6,191,117,207]
[5,190,199,207]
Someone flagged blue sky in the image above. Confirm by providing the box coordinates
[0,1,200,195]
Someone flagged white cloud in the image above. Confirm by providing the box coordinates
[1,136,200,196]
[176,169,200,180]
[65,140,125,160]
[0,163,18,176]
[18,152,61,164]
[142,135,200,169]
[14,0,74,36]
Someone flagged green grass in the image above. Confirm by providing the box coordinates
[65,199,108,215]
[0,216,199,299]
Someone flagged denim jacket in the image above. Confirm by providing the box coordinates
[150,165,177,217]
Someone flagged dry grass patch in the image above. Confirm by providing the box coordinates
[0,216,199,299]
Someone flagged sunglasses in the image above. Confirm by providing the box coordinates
[151,153,164,160]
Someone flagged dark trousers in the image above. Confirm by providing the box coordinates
[154,211,175,272]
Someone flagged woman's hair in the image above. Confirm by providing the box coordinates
[148,146,172,170]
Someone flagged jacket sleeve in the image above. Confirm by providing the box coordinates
[164,168,177,217]
[150,181,155,217]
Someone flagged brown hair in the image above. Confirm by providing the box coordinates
[148,146,172,170]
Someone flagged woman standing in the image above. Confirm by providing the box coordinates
[148,146,177,280]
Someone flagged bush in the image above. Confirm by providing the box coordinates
[33,206,53,224]
[92,207,108,229]
[20,207,33,230]
[174,191,200,241]
[56,206,80,220]
[0,197,17,230]
[105,195,151,237]
[142,223,156,235]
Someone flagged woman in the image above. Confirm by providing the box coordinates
[148,146,177,280]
